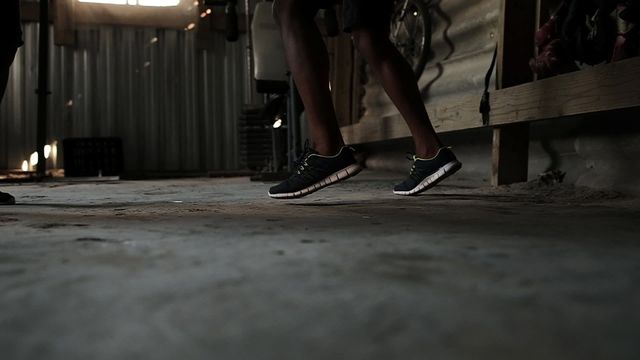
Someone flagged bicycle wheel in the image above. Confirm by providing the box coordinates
[390,0,432,77]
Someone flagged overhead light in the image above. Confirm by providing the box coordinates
[273,117,283,129]
[51,142,58,165]
[44,145,52,159]
[185,22,196,31]
[78,0,127,4]
[29,152,39,167]
[137,0,180,6]
[78,0,180,7]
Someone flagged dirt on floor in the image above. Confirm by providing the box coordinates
[0,172,639,360]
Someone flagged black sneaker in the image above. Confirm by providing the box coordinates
[0,191,16,205]
[394,147,462,196]
[269,145,363,199]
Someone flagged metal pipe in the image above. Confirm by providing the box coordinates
[288,75,301,168]
[245,0,255,104]
[36,0,50,179]
[287,76,294,170]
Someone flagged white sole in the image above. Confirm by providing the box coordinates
[393,161,462,196]
[268,164,363,199]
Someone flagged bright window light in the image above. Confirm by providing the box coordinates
[30,152,39,167]
[78,0,181,7]
[44,145,52,159]
[138,0,180,6]
[78,0,127,4]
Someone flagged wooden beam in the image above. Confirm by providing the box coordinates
[492,125,530,186]
[20,2,52,22]
[54,0,75,46]
[492,0,537,185]
[496,0,537,88]
[490,56,640,125]
[351,51,365,128]
[329,33,356,127]
[342,55,640,145]
[341,93,484,144]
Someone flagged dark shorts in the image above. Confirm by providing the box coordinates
[318,0,394,33]
[342,0,394,33]
[1,0,23,50]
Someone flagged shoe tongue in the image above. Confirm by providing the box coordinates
[304,147,319,159]
[296,147,318,165]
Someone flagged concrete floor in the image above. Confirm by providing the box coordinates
[0,172,639,360]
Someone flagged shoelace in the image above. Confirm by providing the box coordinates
[293,140,317,179]
[405,153,421,181]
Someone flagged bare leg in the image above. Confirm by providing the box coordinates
[0,47,18,205]
[274,0,344,156]
[0,48,17,100]
[352,27,443,158]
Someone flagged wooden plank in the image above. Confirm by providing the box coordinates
[492,124,530,185]
[69,4,207,30]
[20,2,50,22]
[490,56,640,126]
[492,125,530,186]
[492,0,537,185]
[342,56,640,145]
[54,0,75,46]
[329,33,355,127]
[341,93,484,144]
[351,51,365,127]
[497,0,537,88]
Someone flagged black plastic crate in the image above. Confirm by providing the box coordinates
[63,138,124,177]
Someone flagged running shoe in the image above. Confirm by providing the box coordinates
[394,147,462,196]
[0,191,16,205]
[268,144,362,199]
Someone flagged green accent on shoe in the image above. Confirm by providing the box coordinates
[394,147,462,196]
[269,145,363,199]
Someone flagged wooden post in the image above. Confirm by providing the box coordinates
[492,0,537,186]
[328,32,356,127]
[492,125,530,186]
[36,0,50,179]
[54,0,75,46]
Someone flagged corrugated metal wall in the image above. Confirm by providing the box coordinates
[363,0,500,119]
[1,23,250,173]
